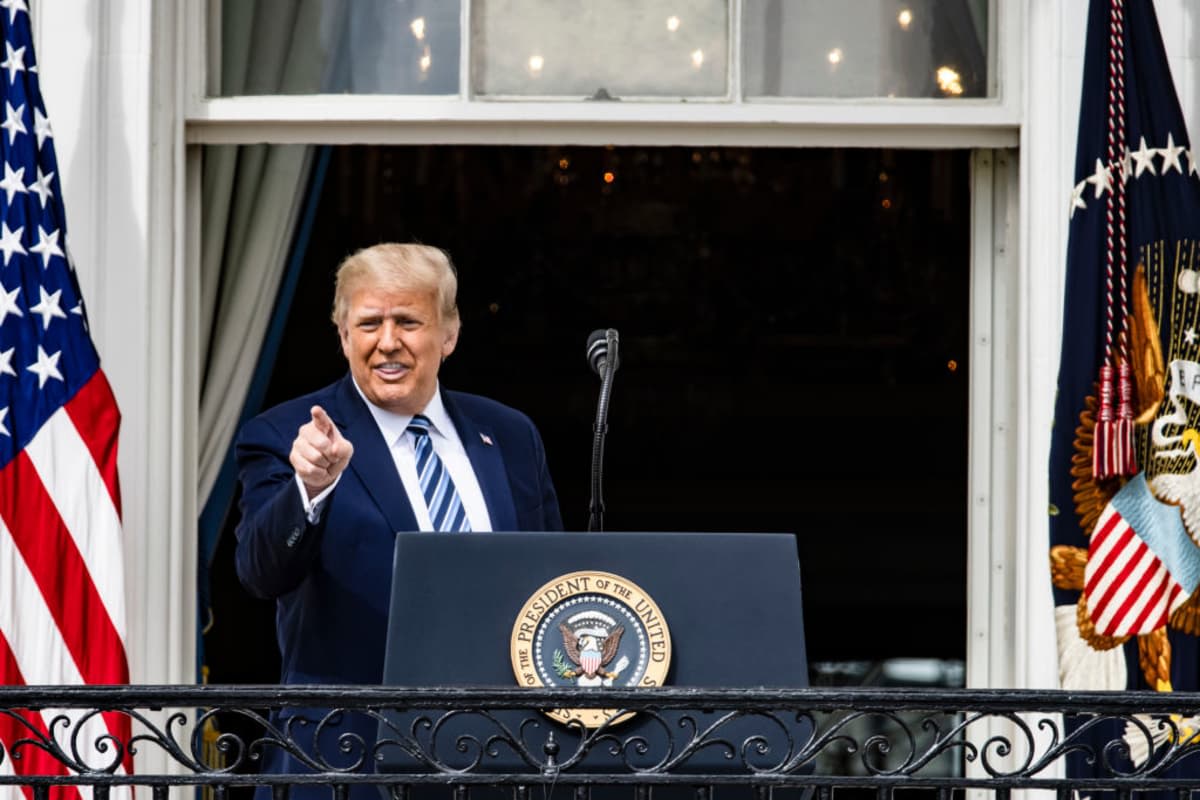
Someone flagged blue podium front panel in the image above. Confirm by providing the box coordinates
[377,531,810,777]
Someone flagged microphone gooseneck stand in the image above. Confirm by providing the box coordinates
[588,328,619,532]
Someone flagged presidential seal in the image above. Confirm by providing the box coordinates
[510,571,671,728]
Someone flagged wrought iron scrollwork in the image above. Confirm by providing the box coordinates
[0,686,1199,790]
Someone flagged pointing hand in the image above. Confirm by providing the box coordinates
[290,405,354,499]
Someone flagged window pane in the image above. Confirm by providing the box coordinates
[743,0,989,98]
[215,0,461,96]
[471,0,728,98]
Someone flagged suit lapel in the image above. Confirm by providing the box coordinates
[444,390,518,531]
[329,375,419,533]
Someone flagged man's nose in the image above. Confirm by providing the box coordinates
[378,322,403,351]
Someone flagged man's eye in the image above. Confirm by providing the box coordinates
[359,321,380,330]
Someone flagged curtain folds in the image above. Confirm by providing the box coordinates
[198,145,313,507]
[198,0,341,509]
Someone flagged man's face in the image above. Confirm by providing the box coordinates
[339,285,458,415]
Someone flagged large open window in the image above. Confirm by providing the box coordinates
[203,143,973,687]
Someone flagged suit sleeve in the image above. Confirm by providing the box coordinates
[234,413,329,599]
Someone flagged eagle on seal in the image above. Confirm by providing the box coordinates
[559,622,624,679]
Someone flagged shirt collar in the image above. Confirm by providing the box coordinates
[350,377,452,448]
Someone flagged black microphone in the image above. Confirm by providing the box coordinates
[586,328,619,375]
[586,328,619,532]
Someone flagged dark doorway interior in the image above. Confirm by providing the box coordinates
[205,145,971,687]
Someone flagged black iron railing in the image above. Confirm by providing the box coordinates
[0,686,1198,796]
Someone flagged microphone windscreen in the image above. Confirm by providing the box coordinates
[586,329,608,375]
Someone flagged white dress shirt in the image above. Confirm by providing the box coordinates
[297,381,493,531]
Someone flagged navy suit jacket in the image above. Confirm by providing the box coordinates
[235,375,562,794]
[234,373,563,688]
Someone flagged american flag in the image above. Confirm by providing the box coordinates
[1084,475,1196,638]
[0,1,132,797]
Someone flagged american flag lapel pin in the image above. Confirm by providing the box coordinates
[480,433,494,446]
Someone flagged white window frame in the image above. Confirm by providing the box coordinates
[180,0,1026,689]
[186,0,1021,149]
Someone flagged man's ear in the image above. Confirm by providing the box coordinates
[441,322,460,359]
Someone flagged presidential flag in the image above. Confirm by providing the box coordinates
[0,1,132,797]
[1048,0,1200,768]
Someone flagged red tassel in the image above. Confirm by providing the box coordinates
[1093,364,1117,479]
[1113,417,1135,474]
[1093,362,1138,479]
[1114,361,1137,475]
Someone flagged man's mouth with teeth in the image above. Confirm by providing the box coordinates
[373,362,410,377]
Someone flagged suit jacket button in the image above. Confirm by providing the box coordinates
[286,526,302,547]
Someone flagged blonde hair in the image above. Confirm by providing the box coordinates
[331,243,461,333]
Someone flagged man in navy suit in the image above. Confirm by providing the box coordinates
[234,243,562,785]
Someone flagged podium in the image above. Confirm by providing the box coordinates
[377,531,810,777]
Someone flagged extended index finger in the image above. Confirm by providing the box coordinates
[310,405,336,437]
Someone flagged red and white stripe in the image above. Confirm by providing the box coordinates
[1085,502,1187,637]
[0,372,131,800]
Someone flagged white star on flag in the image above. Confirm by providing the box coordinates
[0,0,28,24]
[0,99,23,144]
[0,283,21,325]
[0,221,24,266]
[1186,327,1198,345]
[32,106,49,149]
[26,344,62,388]
[29,225,62,268]
[25,165,51,207]
[1087,158,1114,198]
[0,346,15,377]
[0,160,26,205]
[1,41,24,84]
[1132,136,1158,178]
[1160,133,1186,174]
[1071,180,1088,216]
[29,285,65,330]
[0,407,10,438]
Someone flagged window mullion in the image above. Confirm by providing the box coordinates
[730,0,742,103]
[461,0,472,99]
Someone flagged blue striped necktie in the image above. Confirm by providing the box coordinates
[407,415,471,532]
